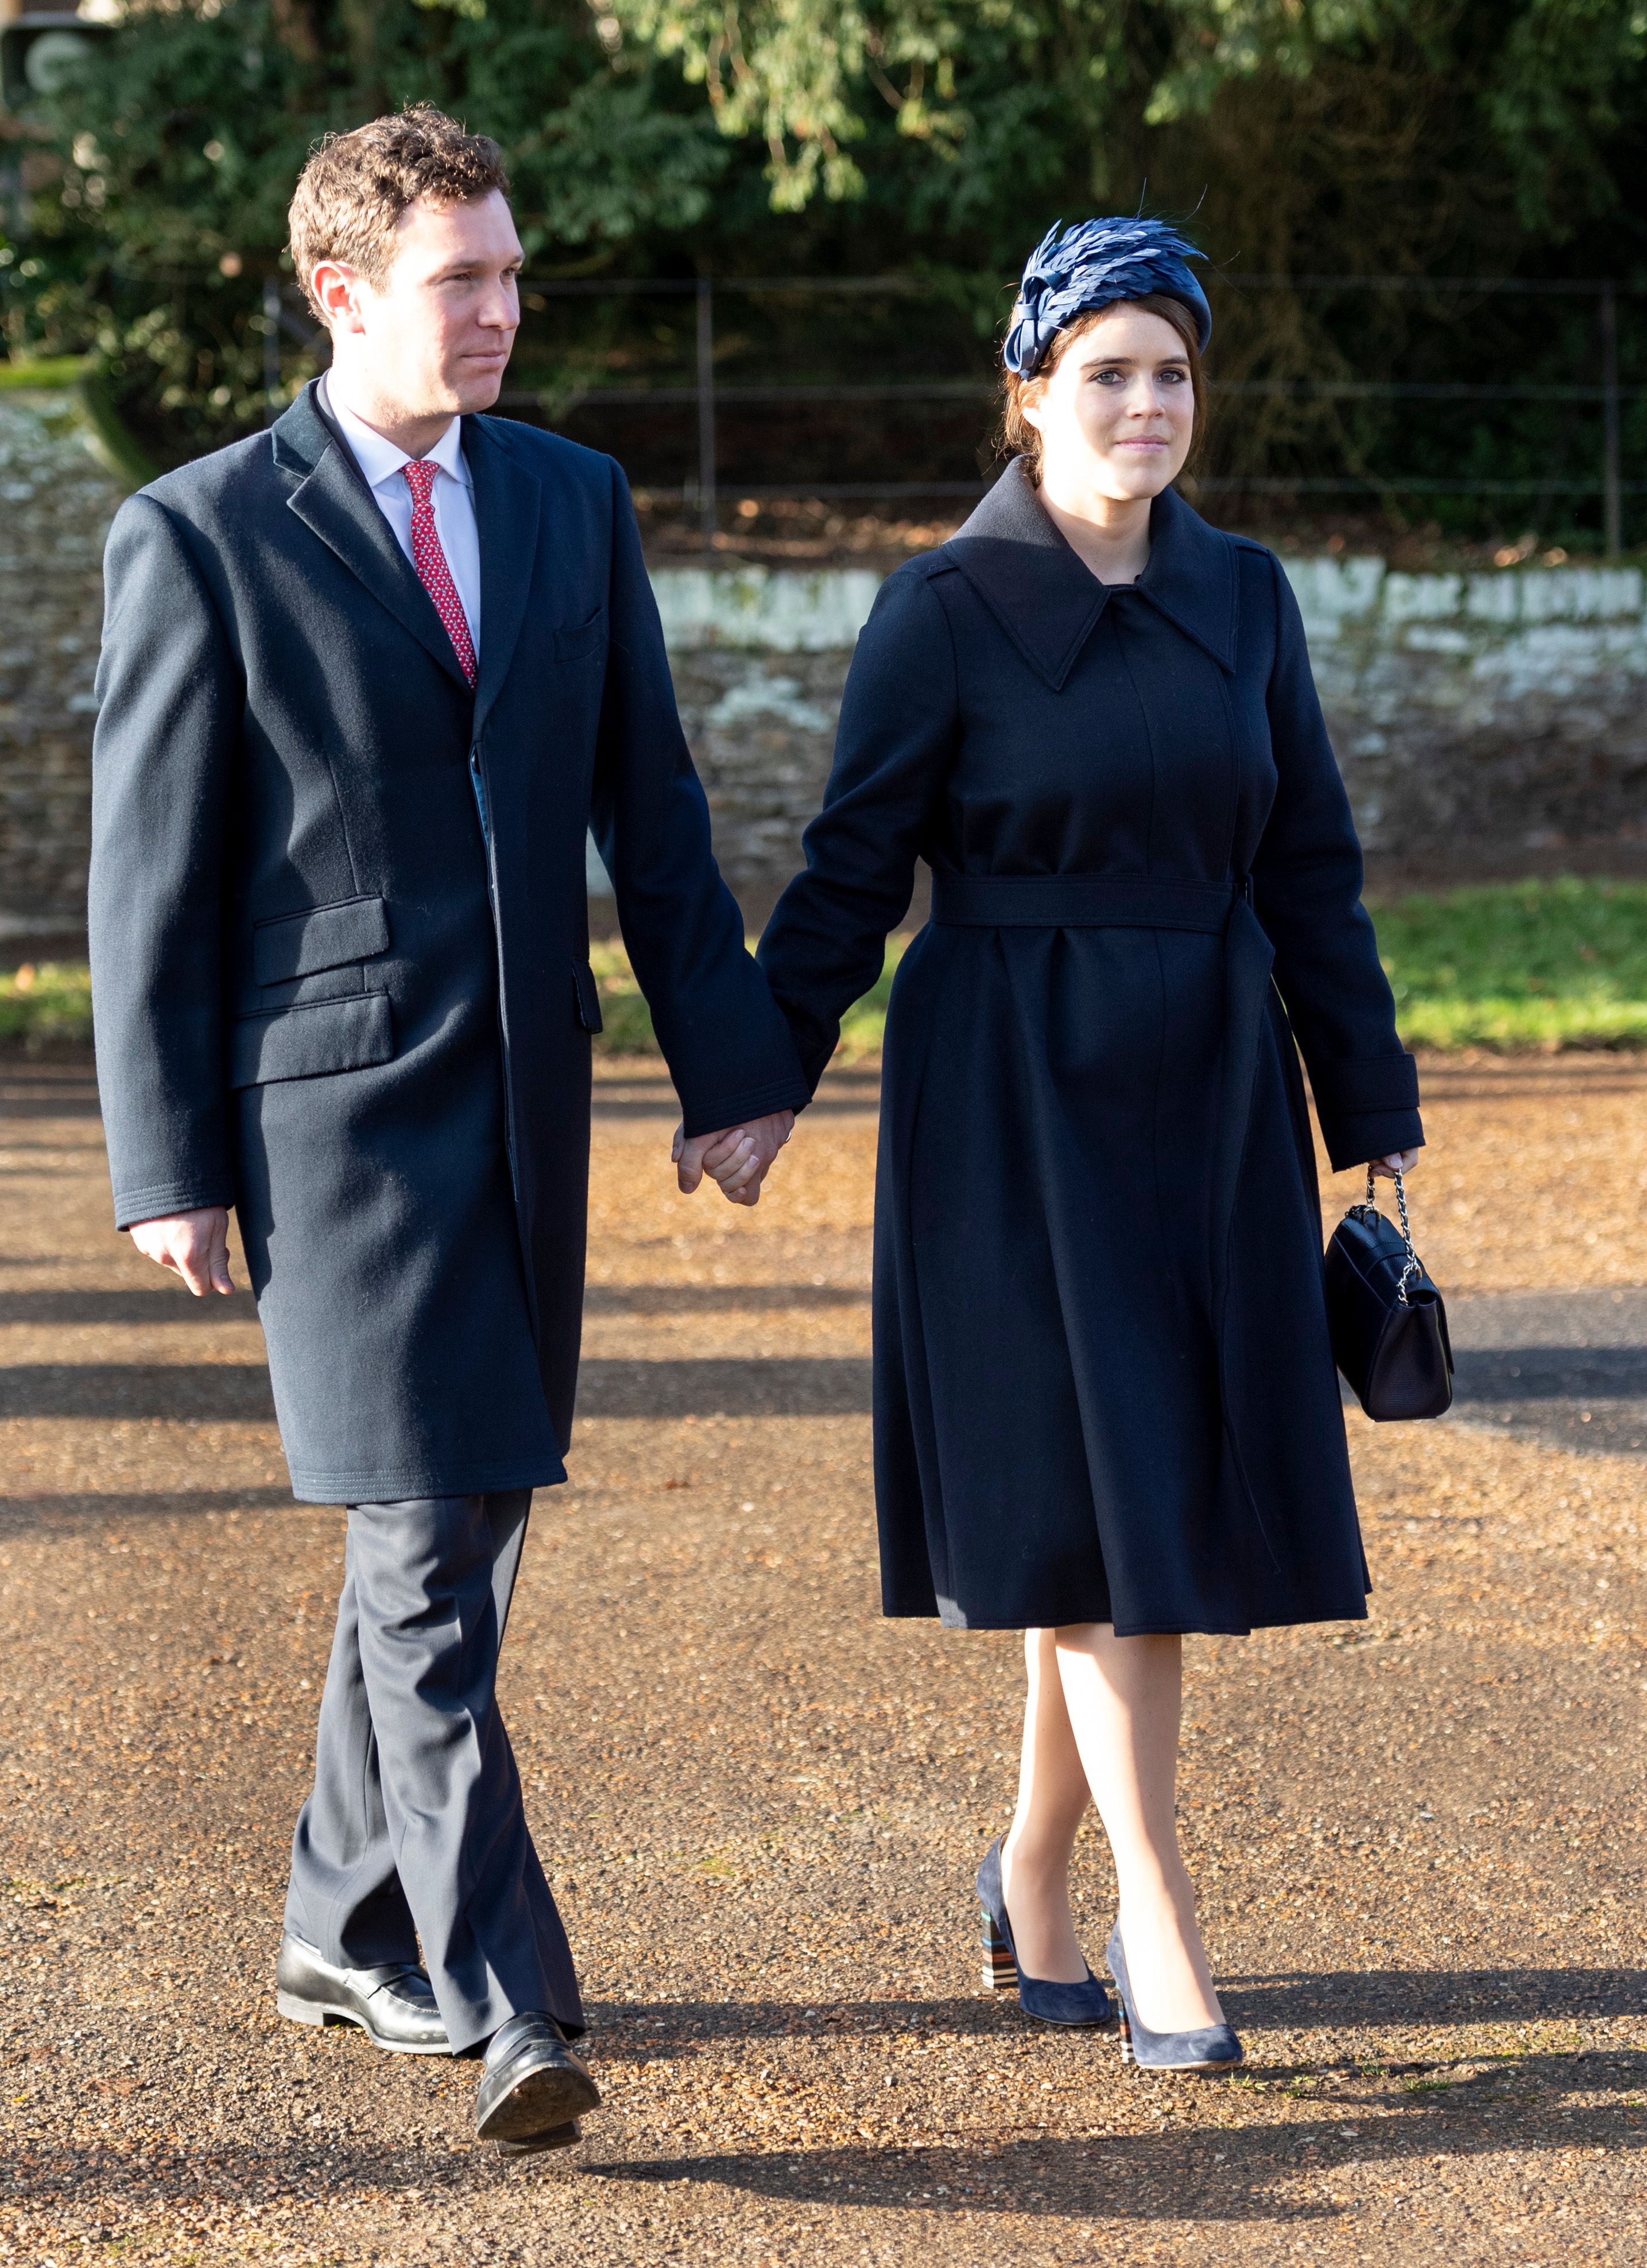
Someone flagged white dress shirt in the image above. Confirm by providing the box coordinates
[320,374,482,654]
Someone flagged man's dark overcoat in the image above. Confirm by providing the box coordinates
[90,382,808,1502]
[759,464,1423,1635]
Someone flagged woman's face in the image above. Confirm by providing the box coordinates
[1021,304,1195,502]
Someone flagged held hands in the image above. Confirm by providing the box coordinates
[673,1111,794,1208]
[129,1206,235,1296]
[1369,1151,1420,1179]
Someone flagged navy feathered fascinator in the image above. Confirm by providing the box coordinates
[1003,216,1211,377]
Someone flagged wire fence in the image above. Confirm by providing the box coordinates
[248,265,1647,552]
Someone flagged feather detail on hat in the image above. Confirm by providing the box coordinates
[1003,216,1211,377]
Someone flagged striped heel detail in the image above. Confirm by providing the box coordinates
[980,1905,1018,1992]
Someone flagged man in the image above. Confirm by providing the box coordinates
[88,105,805,2150]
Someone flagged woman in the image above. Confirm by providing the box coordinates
[758,218,1423,2071]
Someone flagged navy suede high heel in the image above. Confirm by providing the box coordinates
[975,1838,1113,2027]
[1105,1923,1243,2072]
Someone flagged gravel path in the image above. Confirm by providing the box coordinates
[2,1050,1645,2265]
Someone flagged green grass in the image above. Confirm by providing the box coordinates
[587,938,660,1054]
[0,357,89,390]
[13,880,1647,1060]
[588,935,905,1060]
[1371,877,1647,1050]
[0,962,91,1048]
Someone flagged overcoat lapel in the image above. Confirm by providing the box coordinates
[944,460,1239,687]
[463,417,541,737]
[272,384,474,694]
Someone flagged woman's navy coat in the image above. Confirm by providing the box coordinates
[759,464,1423,1635]
[89,383,808,1503]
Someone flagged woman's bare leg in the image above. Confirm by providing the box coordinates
[1053,1623,1223,2031]
[998,1628,1092,1982]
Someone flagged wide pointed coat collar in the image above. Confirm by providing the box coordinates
[271,381,541,726]
[943,459,1240,689]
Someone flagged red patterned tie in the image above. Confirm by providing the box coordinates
[402,456,477,686]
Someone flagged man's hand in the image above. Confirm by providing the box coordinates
[672,1111,795,1208]
[129,1207,235,1296]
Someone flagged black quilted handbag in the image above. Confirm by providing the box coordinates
[1325,1169,1454,1421]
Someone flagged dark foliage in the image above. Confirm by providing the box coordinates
[1,0,1642,540]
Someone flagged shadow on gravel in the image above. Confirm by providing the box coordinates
[0,1355,875,1421]
[1326,1331,1647,1456]
[1221,1965,1647,2026]
[588,1995,1025,2052]
[0,1283,865,1328]
[0,1486,295,1532]
[1417,1292,1647,1454]
[0,1288,261,1325]
[0,1363,277,1420]
[584,1284,870,1314]
[588,2055,1647,2217]
[577,1358,872,1417]
[1443,1366,1647,1455]
[1451,1348,1647,1402]
[7,2052,1642,2225]
[583,1968,1647,2057]
[0,1092,100,1122]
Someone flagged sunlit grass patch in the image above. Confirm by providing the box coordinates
[1372,878,1647,1052]
[833,935,905,1063]
[588,935,907,1060]
[0,962,92,1048]
[11,881,1645,1063]
[587,937,659,1054]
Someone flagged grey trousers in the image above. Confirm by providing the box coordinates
[283,1490,583,2054]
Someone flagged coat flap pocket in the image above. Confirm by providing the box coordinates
[253,894,390,987]
[553,608,607,662]
[573,959,604,1034]
[228,991,393,1090]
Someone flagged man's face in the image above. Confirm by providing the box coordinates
[316,190,522,417]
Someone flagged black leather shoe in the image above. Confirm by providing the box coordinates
[275,1934,451,2056]
[474,2013,601,2146]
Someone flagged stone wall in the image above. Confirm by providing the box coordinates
[649,559,1647,904]
[3,384,1644,943]
[1286,557,1647,857]
[0,392,123,941]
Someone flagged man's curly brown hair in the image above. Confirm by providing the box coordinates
[288,104,510,321]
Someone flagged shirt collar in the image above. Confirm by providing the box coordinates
[321,373,472,494]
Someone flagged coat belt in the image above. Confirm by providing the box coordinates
[929,871,1240,932]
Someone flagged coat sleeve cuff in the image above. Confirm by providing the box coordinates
[1306,1054,1423,1176]
[113,1179,236,1232]
[1307,1052,1419,1118]
[678,1073,813,1143]
[1316,1107,1424,1176]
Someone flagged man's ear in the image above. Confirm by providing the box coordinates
[309,258,367,336]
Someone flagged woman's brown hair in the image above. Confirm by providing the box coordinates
[1000,293,1205,483]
